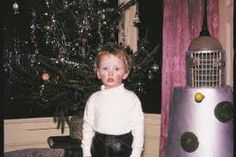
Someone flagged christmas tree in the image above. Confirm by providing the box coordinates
[3,0,160,133]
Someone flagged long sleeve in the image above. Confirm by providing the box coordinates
[81,96,95,157]
[130,98,144,157]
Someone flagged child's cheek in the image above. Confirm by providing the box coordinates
[99,70,107,77]
[115,74,124,80]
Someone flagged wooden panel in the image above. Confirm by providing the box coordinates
[4,114,161,157]
[143,114,161,157]
[4,117,70,152]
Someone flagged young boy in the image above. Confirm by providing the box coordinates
[82,43,144,157]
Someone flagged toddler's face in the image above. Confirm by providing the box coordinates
[96,54,129,89]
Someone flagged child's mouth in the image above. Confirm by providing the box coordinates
[107,78,114,82]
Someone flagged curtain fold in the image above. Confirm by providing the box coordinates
[159,0,219,157]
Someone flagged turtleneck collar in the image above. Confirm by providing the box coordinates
[100,83,124,93]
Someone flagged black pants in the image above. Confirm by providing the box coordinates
[91,132,133,157]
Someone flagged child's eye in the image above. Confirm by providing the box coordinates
[115,67,120,71]
[101,67,108,70]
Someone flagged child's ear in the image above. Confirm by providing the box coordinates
[122,72,129,79]
[96,70,101,79]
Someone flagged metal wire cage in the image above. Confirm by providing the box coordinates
[186,36,225,87]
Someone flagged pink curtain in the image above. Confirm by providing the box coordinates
[159,0,219,157]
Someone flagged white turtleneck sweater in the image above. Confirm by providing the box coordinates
[82,84,144,157]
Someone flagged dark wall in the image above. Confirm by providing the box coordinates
[139,0,163,114]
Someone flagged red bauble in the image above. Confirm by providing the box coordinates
[42,72,50,81]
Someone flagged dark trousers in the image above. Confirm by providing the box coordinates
[91,132,133,157]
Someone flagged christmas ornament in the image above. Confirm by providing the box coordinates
[148,70,154,80]
[12,2,19,14]
[63,0,69,9]
[39,84,45,96]
[42,72,50,81]
[137,82,144,94]
[151,63,159,72]
[102,0,108,3]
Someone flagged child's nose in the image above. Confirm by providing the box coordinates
[108,69,114,76]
